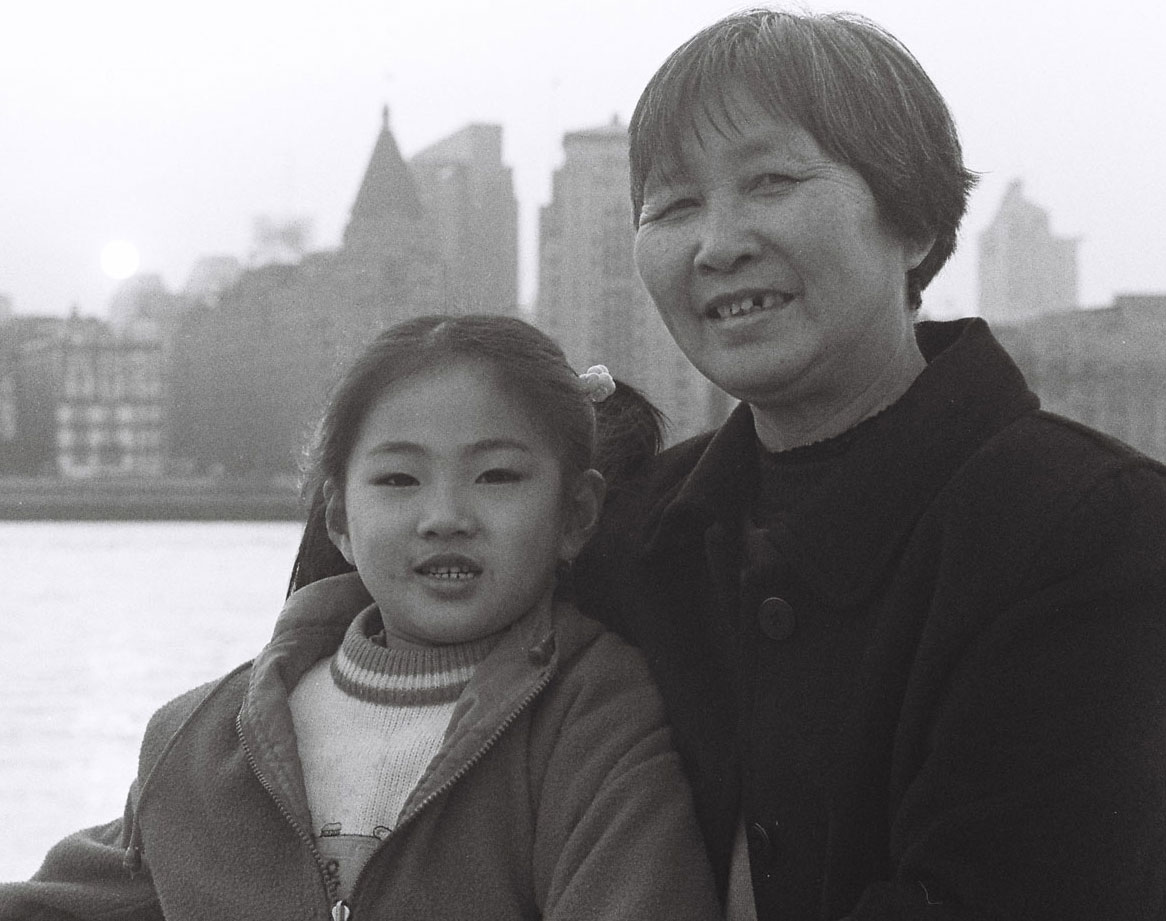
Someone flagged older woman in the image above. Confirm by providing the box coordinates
[574,9,1166,921]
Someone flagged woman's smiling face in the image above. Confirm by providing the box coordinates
[633,86,931,425]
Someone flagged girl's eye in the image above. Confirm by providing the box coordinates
[477,468,522,485]
[373,473,418,487]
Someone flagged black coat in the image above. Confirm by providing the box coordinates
[574,318,1166,921]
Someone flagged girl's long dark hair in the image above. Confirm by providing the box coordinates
[287,314,665,596]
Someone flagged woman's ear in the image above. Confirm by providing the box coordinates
[323,479,355,565]
[905,233,936,273]
[558,468,607,563]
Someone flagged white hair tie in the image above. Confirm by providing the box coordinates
[579,365,616,403]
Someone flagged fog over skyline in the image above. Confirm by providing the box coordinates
[3,0,1164,321]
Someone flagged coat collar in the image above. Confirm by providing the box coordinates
[643,399,759,549]
[238,572,376,829]
[237,571,593,829]
[643,318,1039,607]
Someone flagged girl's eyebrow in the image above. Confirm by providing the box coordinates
[468,438,533,456]
[366,438,532,456]
[368,441,425,456]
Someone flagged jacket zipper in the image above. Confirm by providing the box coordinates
[235,710,347,920]
[406,664,556,829]
[345,662,558,905]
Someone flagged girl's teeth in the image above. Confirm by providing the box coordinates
[425,566,477,579]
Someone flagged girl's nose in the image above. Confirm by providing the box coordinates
[416,487,475,538]
[694,203,760,275]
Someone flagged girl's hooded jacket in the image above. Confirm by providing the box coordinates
[0,573,721,921]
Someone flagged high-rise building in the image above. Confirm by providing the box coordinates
[411,124,519,315]
[535,117,729,444]
[978,179,1079,323]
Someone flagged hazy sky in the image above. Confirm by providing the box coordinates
[3,0,1164,320]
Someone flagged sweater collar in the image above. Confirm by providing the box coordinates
[331,605,499,705]
[644,318,1039,606]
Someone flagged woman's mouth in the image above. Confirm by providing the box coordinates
[705,291,794,320]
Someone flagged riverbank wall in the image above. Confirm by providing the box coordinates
[0,477,305,521]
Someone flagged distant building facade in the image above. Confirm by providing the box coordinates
[182,256,243,308]
[168,109,520,477]
[978,179,1079,323]
[535,117,730,443]
[108,274,187,328]
[994,294,1166,463]
[1,316,67,474]
[0,355,17,466]
[0,313,164,476]
[411,124,519,315]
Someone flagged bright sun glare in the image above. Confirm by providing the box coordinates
[100,240,140,280]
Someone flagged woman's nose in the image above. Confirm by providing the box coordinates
[694,203,760,275]
[417,486,475,538]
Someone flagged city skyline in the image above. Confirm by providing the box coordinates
[3,0,1165,320]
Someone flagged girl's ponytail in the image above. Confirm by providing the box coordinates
[591,380,667,485]
[287,481,355,597]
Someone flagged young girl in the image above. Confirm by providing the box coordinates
[0,315,720,921]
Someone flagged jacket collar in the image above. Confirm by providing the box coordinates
[237,572,592,828]
[642,400,759,552]
[643,318,1039,607]
[238,572,375,829]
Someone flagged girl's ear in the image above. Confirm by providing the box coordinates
[323,479,355,565]
[558,468,607,563]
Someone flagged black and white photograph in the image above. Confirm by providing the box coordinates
[3,0,1166,918]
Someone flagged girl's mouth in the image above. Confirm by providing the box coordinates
[415,555,483,580]
[424,567,478,581]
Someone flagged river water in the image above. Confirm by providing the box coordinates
[0,520,305,881]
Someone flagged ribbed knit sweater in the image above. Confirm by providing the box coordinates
[289,604,497,898]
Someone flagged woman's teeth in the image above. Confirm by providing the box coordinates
[713,293,782,320]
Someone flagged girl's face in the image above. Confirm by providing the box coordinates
[325,359,602,646]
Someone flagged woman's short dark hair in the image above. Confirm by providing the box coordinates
[288,313,664,593]
[628,8,978,308]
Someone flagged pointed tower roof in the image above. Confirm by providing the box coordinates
[343,105,426,248]
[990,178,1049,232]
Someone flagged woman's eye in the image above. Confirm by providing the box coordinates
[477,468,522,485]
[373,473,418,487]
[641,194,699,224]
[752,172,796,193]
[659,199,698,220]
